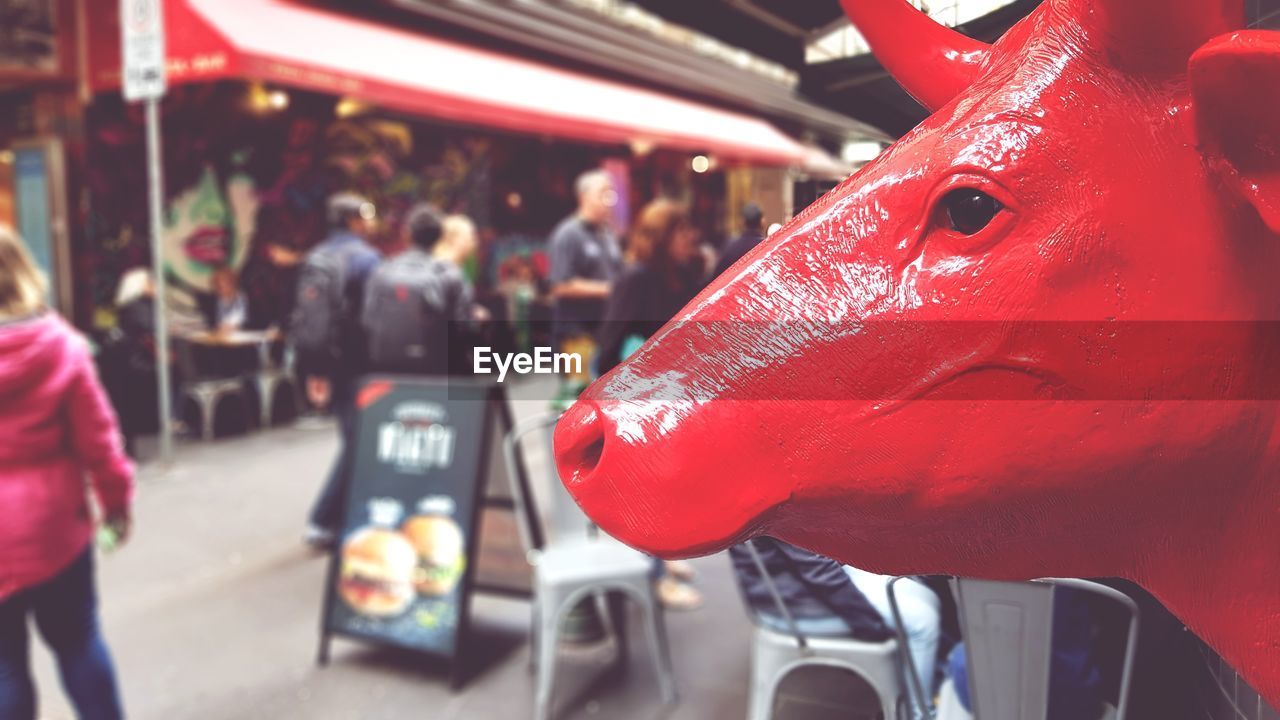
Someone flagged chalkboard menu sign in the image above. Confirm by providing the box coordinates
[319,376,523,684]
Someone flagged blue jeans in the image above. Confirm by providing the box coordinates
[0,548,124,720]
[309,377,357,532]
[845,568,941,702]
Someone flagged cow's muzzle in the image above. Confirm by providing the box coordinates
[554,400,604,487]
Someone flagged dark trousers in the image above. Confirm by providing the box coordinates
[309,377,357,532]
[0,548,124,720]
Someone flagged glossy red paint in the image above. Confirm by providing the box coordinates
[837,0,989,111]
[555,0,1280,701]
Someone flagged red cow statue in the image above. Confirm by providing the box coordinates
[555,0,1280,704]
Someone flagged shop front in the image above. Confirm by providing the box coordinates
[0,0,81,317]
[77,0,817,333]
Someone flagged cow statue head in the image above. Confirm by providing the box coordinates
[554,0,1280,701]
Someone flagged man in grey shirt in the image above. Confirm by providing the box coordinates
[548,169,622,349]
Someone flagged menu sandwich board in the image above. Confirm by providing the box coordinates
[318,376,534,688]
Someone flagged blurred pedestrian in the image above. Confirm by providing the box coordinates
[596,198,706,376]
[114,268,159,352]
[198,265,248,335]
[101,268,183,454]
[434,215,490,367]
[294,193,381,549]
[363,206,483,376]
[595,198,707,609]
[730,539,943,714]
[730,539,892,641]
[436,215,480,275]
[712,202,767,279]
[0,227,133,720]
[548,169,621,381]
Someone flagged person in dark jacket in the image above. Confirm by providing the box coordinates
[596,198,706,376]
[362,206,483,376]
[712,202,767,279]
[729,538,893,642]
[302,193,381,548]
[732,539,944,716]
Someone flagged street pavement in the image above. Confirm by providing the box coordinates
[28,378,754,720]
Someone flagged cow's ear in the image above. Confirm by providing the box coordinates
[1190,31,1280,234]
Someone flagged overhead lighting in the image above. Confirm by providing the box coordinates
[691,155,711,173]
[630,138,656,157]
[267,89,290,111]
[247,83,290,113]
[335,97,370,118]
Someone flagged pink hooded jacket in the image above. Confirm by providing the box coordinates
[0,313,134,600]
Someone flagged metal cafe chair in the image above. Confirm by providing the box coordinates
[885,576,936,720]
[248,341,299,428]
[174,336,251,441]
[502,411,677,720]
[742,540,904,720]
[890,577,1140,720]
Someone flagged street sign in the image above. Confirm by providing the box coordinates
[120,0,167,101]
[122,0,173,456]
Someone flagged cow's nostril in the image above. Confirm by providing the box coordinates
[578,435,604,470]
[554,400,606,485]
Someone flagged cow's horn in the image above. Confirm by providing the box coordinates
[1093,0,1243,71]
[838,0,990,112]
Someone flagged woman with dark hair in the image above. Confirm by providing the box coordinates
[595,198,708,609]
[596,198,706,376]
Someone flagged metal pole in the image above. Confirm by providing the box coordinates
[145,98,173,461]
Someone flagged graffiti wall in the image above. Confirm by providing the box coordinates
[81,82,578,331]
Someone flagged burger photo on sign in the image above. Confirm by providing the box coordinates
[339,513,418,618]
[402,496,466,597]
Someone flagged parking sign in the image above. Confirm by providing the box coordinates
[121,0,166,101]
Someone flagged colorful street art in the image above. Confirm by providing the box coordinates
[82,82,501,330]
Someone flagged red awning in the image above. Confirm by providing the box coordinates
[89,0,809,165]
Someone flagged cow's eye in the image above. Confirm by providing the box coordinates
[942,188,1003,235]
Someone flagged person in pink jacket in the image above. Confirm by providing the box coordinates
[0,228,132,720]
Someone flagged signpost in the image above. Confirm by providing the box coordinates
[318,377,537,688]
[120,0,172,460]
